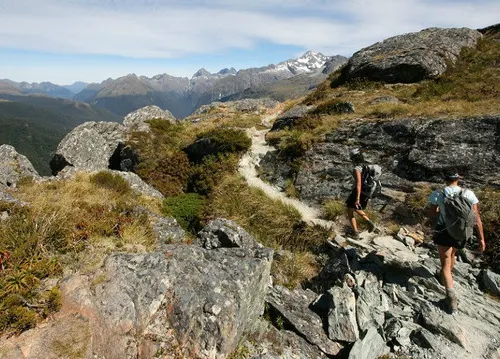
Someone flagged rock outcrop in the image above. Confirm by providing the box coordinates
[0,243,273,359]
[343,27,482,83]
[49,121,137,175]
[123,105,176,132]
[0,144,39,187]
[270,105,313,132]
[197,218,262,249]
[293,116,500,205]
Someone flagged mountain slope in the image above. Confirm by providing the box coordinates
[0,80,87,99]
[0,95,121,175]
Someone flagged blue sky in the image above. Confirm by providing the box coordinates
[0,0,498,85]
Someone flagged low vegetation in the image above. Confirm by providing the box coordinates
[0,172,159,334]
[476,188,500,272]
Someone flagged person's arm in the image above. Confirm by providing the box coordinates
[427,205,439,218]
[473,204,486,252]
[355,169,362,208]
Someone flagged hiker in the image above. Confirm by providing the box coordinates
[427,173,486,312]
[345,148,378,239]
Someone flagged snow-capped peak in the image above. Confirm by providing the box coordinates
[264,51,332,75]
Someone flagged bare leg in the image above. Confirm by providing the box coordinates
[354,209,370,222]
[347,208,358,233]
[438,245,454,289]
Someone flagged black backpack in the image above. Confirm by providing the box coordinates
[361,165,382,198]
[441,189,476,243]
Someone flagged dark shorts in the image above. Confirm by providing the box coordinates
[433,224,466,249]
[345,191,369,210]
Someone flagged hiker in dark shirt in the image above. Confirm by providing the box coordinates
[345,148,376,239]
[428,173,485,312]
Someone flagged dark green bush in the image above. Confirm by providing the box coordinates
[90,172,131,195]
[163,193,206,233]
[196,128,251,156]
[310,101,354,115]
[189,154,239,195]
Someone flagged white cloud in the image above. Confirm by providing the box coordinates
[0,0,498,59]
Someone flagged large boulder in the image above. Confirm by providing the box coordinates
[123,105,176,132]
[197,218,262,249]
[0,244,273,359]
[270,105,313,132]
[294,116,500,205]
[50,121,136,175]
[0,144,39,187]
[344,27,482,83]
[348,327,390,359]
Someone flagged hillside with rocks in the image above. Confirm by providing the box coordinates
[1,24,500,359]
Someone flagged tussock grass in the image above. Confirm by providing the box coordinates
[322,199,346,221]
[207,176,327,252]
[0,172,159,334]
[272,251,319,290]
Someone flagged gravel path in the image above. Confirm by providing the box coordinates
[238,117,334,229]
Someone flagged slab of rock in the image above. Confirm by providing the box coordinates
[50,121,129,175]
[265,286,342,356]
[327,286,359,342]
[197,219,262,249]
[112,170,164,199]
[0,144,39,187]
[244,319,328,359]
[0,244,273,359]
[348,327,390,359]
[344,27,482,83]
[123,105,176,132]
[481,269,500,296]
[356,273,386,332]
[152,216,186,248]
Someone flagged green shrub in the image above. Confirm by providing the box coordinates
[189,153,239,196]
[45,287,63,314]
[163,193,206,233]
[323,199,345,220]
[277,130,314,159]
[196,128,251,156]
[90,172,131,195]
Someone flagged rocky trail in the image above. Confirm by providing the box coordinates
[238,123,334,229]
[237,115,500,359]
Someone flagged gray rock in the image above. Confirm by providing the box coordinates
[270,105,313,132]
[294,116,500,206]
[111,170,164,199]
[344,27,482,83]
[0,144,39,187]
[0,211,8,221]
[0,189,27,206]
[348,327,390,359]
[244,319,328,359]
[152,216,186,248]
[123,105,176,132]
[370,95,400,105]
[197,218,262,249]
[265,285,343,356]
[481,269,500,296]
[420,303,467,347]
[327,286,359,342]
[322,55,348,75]
[356,273,385,332]
[193,98,279,116]
[50,121,128,175]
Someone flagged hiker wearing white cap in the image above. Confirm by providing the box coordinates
[428,173,485,313]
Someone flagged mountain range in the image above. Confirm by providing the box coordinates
[1,52,347,119]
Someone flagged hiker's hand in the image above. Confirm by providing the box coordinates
[354,201,361,210]
[479,239,486,252]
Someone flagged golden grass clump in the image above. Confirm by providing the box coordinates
[272,251,320,290]
[0,172,159,334]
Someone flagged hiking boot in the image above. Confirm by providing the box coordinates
[349,231,360,240]
[367,221,376,233]
[445,290,458,313]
